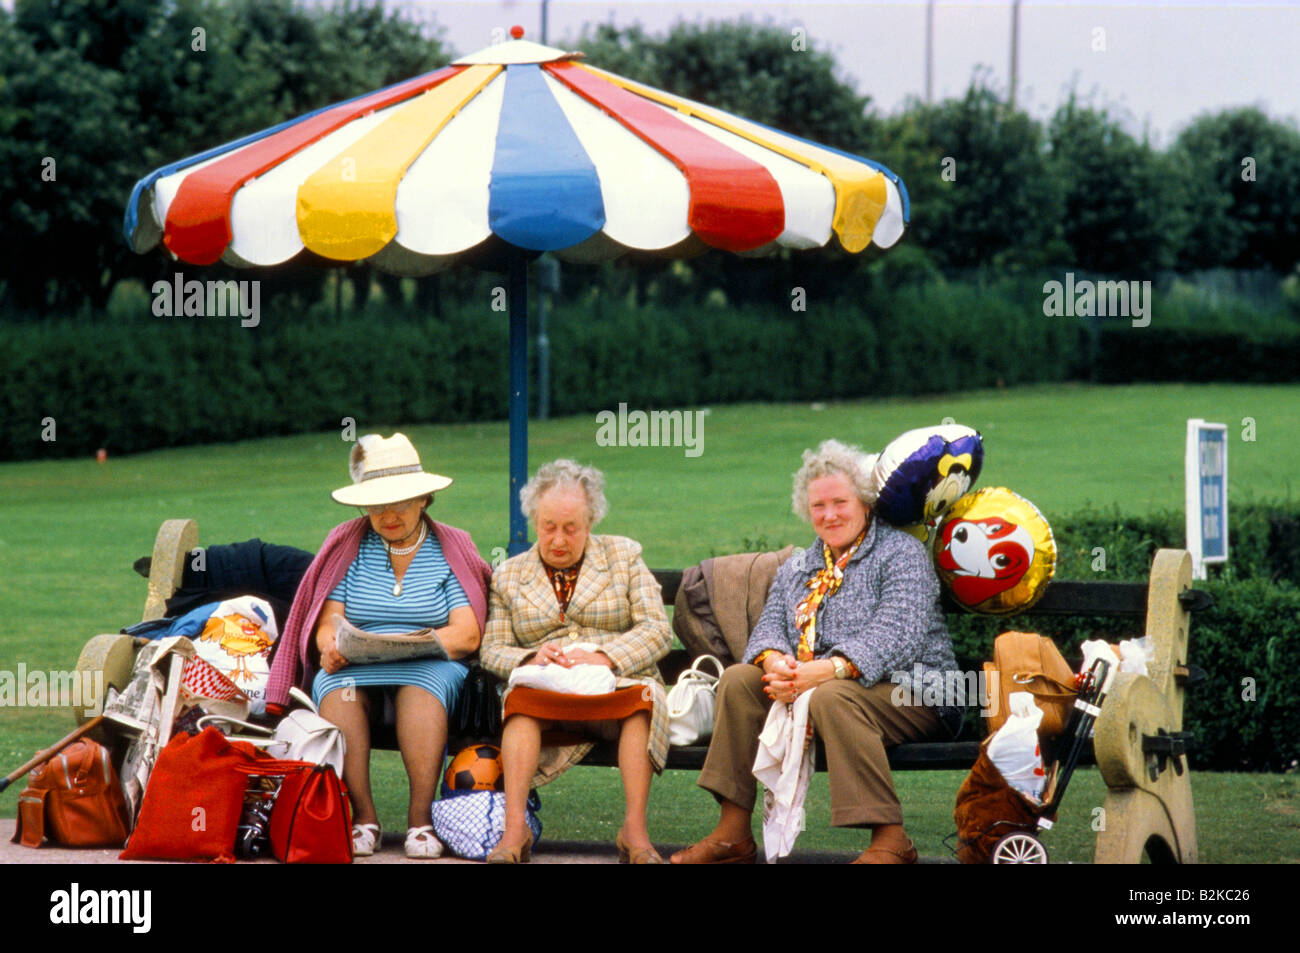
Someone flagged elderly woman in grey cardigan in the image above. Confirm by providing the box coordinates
[671,439,960,865]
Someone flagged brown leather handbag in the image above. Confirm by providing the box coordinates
[12,739,130,848]
[984,631,1078,740]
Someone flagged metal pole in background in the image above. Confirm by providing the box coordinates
[508,253,529,554]
[1009,0,1021,109]
[925,0,934,104]
[536,255,559,420]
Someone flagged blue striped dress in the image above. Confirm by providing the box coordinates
[312,529,471,712]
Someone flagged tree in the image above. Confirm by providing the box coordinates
[0,10,138,310]
[1171,107,1300,272]
[1,0,452,314]
[578,20,877,153]
[878,78,1065,271]
[1047,95,1190,275]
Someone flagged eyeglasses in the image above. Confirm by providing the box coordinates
[363,498,423,516]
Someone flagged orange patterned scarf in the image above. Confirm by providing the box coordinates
[793,528,867,661]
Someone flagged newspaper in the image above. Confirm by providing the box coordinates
[333,615,449,665]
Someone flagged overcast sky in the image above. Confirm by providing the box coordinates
[388,0,1300,146]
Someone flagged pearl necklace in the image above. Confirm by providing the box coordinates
[385,523,427,596]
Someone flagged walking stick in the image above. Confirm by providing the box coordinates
[0,716,105,792]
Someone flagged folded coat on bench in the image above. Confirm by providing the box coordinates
[672,547,797,664]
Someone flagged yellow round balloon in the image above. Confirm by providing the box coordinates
[932,487,1056,615]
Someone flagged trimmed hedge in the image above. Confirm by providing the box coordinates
[2,285,1080,461]
[1,308,508,460]
[1097,323,1300,383]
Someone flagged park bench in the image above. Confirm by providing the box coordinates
[79,518,1209,864]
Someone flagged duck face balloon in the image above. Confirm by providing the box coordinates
[872,425,984,535]
[934,487,1055,614]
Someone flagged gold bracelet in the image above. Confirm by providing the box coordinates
[831,656,850,679]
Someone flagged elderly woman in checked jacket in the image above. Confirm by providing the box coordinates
[479,459,672,864]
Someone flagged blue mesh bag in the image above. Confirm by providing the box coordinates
[429,790,542,860]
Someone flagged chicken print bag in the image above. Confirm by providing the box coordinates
[193,597,279,715]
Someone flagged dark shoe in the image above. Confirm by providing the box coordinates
[617,830,664,864]
[487,831,533,864]
[851,838,918,864]
[669,835,758,865]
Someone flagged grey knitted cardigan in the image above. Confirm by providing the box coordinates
[744,518,962,735]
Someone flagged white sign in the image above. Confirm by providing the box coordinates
[1185,419,1228,580]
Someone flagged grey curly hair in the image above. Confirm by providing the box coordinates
[520,459,609,527]
[791,439,879,522]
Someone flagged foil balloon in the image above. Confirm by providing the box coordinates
[872,425,984,537]
[933,487,1056,615]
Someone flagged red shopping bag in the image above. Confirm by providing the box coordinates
[121,727,264,862]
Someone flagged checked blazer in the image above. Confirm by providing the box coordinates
[481,534,672,786]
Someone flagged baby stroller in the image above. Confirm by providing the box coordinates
[950,658,1112,864]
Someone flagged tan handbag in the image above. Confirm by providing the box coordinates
[984,631,1077,740]
[12,740,130,849]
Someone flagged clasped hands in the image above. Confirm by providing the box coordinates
[762,653,836,704]
[529,640,613,669]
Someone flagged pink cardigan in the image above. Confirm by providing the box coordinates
[265,516,492,709]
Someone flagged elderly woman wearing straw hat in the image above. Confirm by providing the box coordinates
[266,433,491,859]
[671,439,961,865]
[479,459,672,864]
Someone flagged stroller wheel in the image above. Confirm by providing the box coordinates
[992,833,1048,864]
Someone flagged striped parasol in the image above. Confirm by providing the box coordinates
[125,30,909,549]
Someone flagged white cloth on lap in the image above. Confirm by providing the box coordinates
[507,643,617,695]
[753,688,815,863]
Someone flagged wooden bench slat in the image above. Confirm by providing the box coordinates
[656,569,1173,619]
[577,739,1095,772]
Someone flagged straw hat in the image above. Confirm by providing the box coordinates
[331,433,452,506]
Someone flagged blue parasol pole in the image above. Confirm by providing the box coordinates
[508,252,530,555]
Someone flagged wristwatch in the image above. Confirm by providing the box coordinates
[831,656,850,679]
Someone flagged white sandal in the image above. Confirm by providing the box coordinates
[352,823,382,857]
[405,825,444,859]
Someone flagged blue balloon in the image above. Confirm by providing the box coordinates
[873,425,984,529]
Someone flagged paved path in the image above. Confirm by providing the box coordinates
[0,820,954,864]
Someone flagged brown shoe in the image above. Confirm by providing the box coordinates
[670,835,758,865]
[486,831,533,864]
[851,838,918,864]
[617,830,665,864]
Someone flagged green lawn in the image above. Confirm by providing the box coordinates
[2,382,1298,861]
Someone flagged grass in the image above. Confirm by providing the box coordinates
[366,758,1300,864]
[2,382,1298,861]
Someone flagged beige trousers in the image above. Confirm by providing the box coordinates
[698,663,944,827]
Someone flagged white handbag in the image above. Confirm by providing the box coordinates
[197,687,346,777]
[666,655,726,746]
